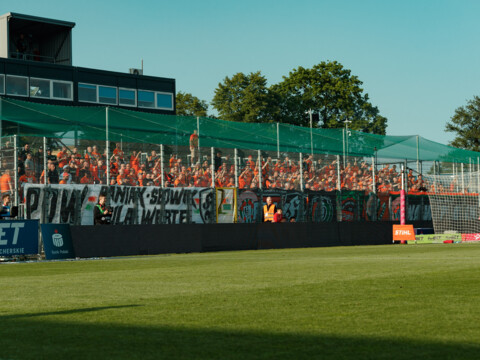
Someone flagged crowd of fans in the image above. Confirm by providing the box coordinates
[0,141,433,197]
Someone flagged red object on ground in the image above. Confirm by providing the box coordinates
[443,240,454,244]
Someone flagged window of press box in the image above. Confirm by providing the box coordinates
[6,75,28,97]
[78,83,97,103]
[52,81,73,100]
[0,74,4,95]
[156,92,173,110]
[98,86,117,105]
[119,88,136,106]
[30,78,51,98]
[138,90,155,108]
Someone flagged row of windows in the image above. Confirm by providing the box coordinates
[0,74,174,110]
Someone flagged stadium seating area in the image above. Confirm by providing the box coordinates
[0,141,432,197]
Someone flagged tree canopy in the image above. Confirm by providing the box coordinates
[210,61,387,134]
[271,61,386,134]
[176,92,208,117]
[445,95,480,152]
[211,71,278,123]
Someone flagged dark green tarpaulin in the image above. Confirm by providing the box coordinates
[1,97,479,163]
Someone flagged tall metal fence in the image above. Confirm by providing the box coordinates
[2,134,476,225]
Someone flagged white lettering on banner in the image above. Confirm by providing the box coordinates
[0,223,25,246]
[0,223,8,245]
[10,223,25,245]
[0,248,25,254]
[24,184,215,225]
[395,230,412,235]
[51,250,69,255]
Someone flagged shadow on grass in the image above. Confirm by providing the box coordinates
[0,309,478,360]
[0,305,141,320]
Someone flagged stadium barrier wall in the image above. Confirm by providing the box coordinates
[70,220,433,258]
[24,184,433,225]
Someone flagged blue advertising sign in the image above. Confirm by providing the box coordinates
[41,224,75,260]
[0,220,39,256]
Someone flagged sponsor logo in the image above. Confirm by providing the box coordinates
[462,233,480,242]
[395,230,412,236]
[0,222,26,246]
[52,229,64,247]
[392,225,415,241]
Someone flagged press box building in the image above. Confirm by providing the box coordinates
[0,12,176,114]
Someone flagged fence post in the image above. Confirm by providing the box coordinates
[234,148,239,188]
[106,107,110,186]
[469,158,472,192]
[400,165,406,225]
[461,163,465,193]
[197,116,201,163]
[276,122,280,158]
[371,156,376,194]
[43,137,47,185]
[299,153,304,191]
[160,144,165,188]
[13,135,18,206]
[336,155,341,191]
[257,150,262,190]
[211,147,215,188]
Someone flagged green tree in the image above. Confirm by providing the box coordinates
[211,71,278,123]
[176,92,208,117]
[271,61,387,134]
[445,95,480,151]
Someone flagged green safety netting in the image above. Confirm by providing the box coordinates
[1,97,479,163]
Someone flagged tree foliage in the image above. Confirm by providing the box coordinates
[211,72,278,123]
[210,62,387,134]
[271,61,387,134]
[445,95,480,151]
[176,92,208,117]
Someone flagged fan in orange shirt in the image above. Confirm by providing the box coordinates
[91,145,100,159]
[169,154,178,169]
[225,177,235,187]
[246,155,255,171]
[0,169,12,193]
[57,146,69,168]
[136,173,145,187]
[80,173,92,184]
[116,169,127,185]
[174,174,187,187]
[113,143,124,160]
[59,173,71,185]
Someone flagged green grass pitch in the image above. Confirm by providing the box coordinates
[1,244,480,359]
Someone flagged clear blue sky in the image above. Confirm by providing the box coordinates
[2,0,479,145]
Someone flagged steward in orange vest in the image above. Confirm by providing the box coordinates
[263,196,277,222]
